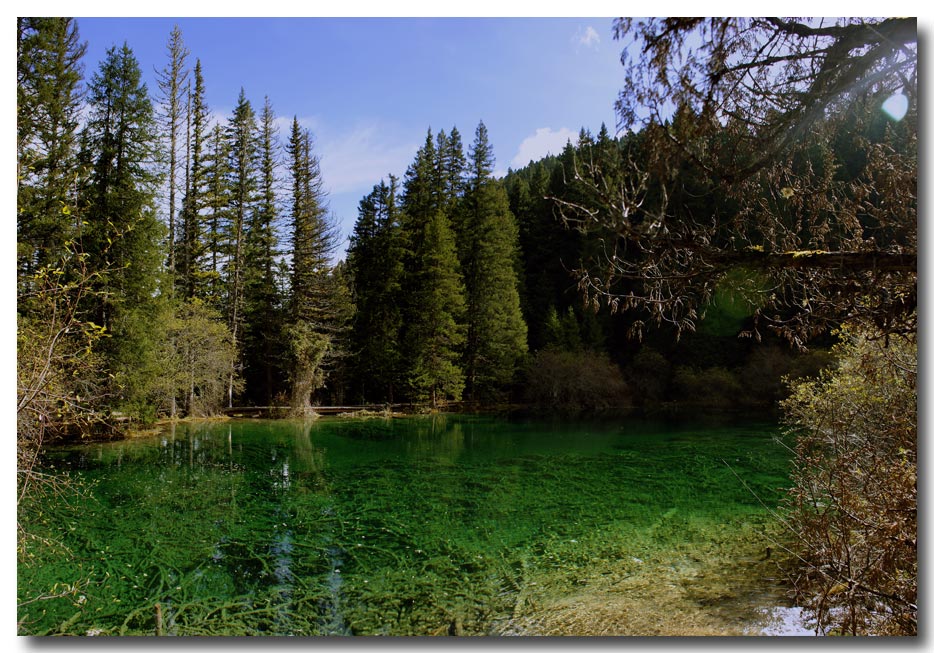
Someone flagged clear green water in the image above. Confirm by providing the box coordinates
[18,414,795,636]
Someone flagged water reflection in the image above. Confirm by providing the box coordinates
[405,415,466,463]
[26,416,793,636]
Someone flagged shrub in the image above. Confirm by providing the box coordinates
[671,365,742,409]
[523,349,631,414]
[737,344,836,407]
[781,328,916,635]
[623,347,671,405]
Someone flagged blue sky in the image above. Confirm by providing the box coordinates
[73,17,626,254]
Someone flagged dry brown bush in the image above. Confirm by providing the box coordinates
[782,327,916,635]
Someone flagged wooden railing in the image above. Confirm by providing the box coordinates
[222,404,418,416]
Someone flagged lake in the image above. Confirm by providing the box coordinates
[18,414,808,636]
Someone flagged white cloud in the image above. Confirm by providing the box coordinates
[511,127,576,168]
[574,25,601,50]
[317,123,419,195]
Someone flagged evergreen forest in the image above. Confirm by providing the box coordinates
[17,20,838,427]
[18,18,916,636]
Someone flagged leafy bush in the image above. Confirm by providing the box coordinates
[167,300,240,417]
[671,366,742,409]
[737,344,835,407]
[623,347,671,405]
[523,349,631,414]
[782,328,916,635]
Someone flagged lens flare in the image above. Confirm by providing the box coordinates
[882,93,909,121]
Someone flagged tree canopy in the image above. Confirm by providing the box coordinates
[557,18,917,345]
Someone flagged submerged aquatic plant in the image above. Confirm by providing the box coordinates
[19,416,795,636]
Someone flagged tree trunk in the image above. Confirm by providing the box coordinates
[288,360,319,419]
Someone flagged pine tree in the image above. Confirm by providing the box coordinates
[437,126,469,249]
[398,130,467,406]
[155,24,189,279]
[401,129,441,231]
[459,122,528,399]
[347,176,405,402]
[403,210,466,406]
[440,126,467,209]
[79,42,167,417]
[17,17,87,277]
[81,43,163,319]
[241,97,285,405]
[505,153,577,351]
[177,58,209,300]
[202,122,231,311]
[223,88,259,406]
[285,117,348,416]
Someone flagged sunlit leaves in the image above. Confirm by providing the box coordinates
[782,326,917,635]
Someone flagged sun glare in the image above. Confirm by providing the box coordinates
[881,92,909,121]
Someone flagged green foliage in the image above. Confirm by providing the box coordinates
[782,328,916,635]
[166,300,240,416]
[394,128,471,406]
[504,155,564,352]
[79,42,167,420]
[402,211,467,406]
[17,247,109,442]
[347,177,405,403]
[110,301,174,423]
[401,129,441,226]
[287,118,339,321]
[18,17,880,425]
[459,123,528,399]
[201,123,232,311]
[177,59,210,300]
[80,42,163,305]
[437,127,467,211]
[223,88,259,374]
[110,294,238,422]
[17,18,86,276]
[543,305,583,352]
[671,366,743,411]
[285,117,349,412]
[241,97,286,405]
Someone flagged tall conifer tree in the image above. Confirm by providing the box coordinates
[80,42,166,415]
[437,126,468,245]
[241,97,284,404]
[398,130,467,405]
[202,123,231,311]
[285,117,348,416]
[223,88,259,405]
[403,210,466,406]
[440,126,467,208]
[156,24,189,279]
[401,129,441,232]
[347,176,405,402]
[459,122,528,399]
[16,17,86,277]
[507,157,564,351]
[178,59,209,299]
